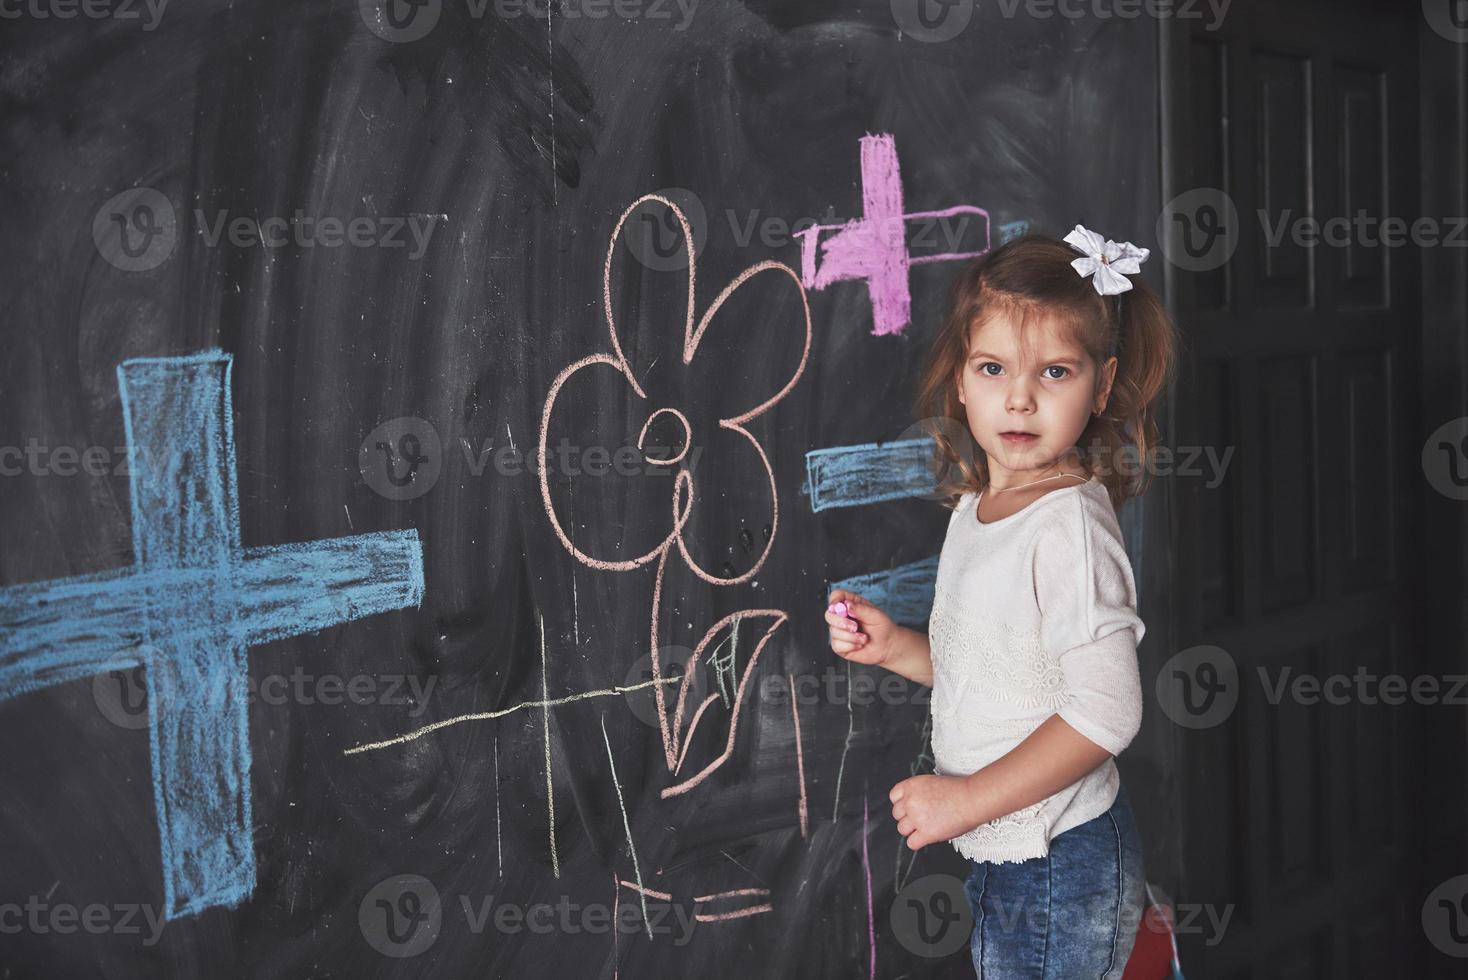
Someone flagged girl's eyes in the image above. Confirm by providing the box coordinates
[976,362,1070,380]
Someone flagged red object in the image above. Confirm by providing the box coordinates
[1122,903,1177,980]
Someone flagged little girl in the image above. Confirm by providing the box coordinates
[825,227,1175,978]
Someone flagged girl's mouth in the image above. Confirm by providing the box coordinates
[1000,432,1038,444]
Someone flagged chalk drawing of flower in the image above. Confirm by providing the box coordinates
[537,193,812,798]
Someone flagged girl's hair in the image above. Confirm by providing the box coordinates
[912,233,1177,512]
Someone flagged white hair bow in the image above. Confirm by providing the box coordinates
[1063,224,1149,295]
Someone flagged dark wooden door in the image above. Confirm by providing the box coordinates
[1159,1,1429,974]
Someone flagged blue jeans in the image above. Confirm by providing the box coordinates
[963,784,1146,979]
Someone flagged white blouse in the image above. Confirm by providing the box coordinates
[926,474,1145,863]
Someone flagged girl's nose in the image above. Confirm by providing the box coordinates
[1006,382,1036,412]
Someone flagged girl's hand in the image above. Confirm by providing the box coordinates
[889,774,987,851]
[824,590,898,667]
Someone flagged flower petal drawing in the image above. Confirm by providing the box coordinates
[540,193,811,582]
[602,193,813,428]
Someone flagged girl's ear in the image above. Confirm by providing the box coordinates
[1094,355,1118,413]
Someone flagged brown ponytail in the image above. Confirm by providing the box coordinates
[1086,274,1177,508]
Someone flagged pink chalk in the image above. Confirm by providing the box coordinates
[832,601,848,618]
[793,133,992,336]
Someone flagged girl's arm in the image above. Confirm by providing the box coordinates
[826,591,933,687]
[960,714,1113,825]
[879,625,934,688]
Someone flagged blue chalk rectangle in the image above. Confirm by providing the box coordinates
[805,437,938,512]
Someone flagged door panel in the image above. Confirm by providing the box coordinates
[1160,1,1424,974]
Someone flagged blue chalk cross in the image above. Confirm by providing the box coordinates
[0,351,424,920]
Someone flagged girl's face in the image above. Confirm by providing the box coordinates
[956,305,1117,487]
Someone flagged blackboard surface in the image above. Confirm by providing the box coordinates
[0,2,1156,975]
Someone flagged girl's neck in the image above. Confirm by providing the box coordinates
[987,458,1091,493]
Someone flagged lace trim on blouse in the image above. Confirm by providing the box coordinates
[928,582,1070,712]
[947,799,1051,864]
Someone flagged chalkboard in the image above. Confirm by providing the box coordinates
[0,1,1158,975]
